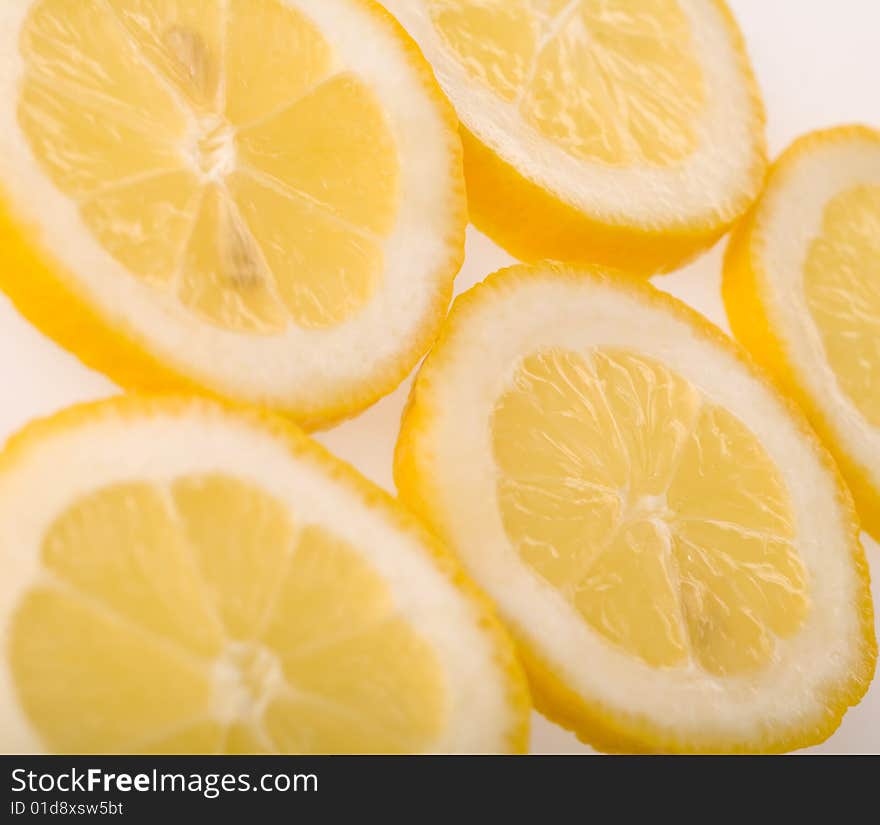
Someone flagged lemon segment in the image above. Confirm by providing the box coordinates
[40,481,225,657]
[80,171,201,285]
[228,171,384,330]
[177,184,287,333]
[236,73,400,234]
[170,475,296,641]
[575,519,689,669]
[224,0,334,125]
[1,0,466,425]
[112,0,224,108]
[723,126,880,540]
[396,263,876,753]
[0,398,528,754]
[803,185,880,428]
[17,76,185,200]
[20,0,190,126]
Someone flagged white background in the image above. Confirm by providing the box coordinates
[0,0,877,753]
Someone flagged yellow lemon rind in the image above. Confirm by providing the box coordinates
[723,124,880,542]
[0,393,531,754]
[395,262,876,754]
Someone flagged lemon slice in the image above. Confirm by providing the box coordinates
[0,0,466,427]
[724,126,880,542]
[381,0,766,274]
[0,396,527,754]
[395,263,876,753]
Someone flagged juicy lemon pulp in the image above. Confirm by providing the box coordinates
[491,348,809,675]
[804,185,880,427]
[429,0,706,167]
[10,475,444,754]
[18,0,399,333]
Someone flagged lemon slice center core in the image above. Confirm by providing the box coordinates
[189,115,237,182]
[211,643,285,725]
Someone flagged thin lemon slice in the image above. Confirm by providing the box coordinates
[0,0,466,427]
[0,396,527,754]
[395,263,876,753]
[381,0,766,274]
[724,126,880,542]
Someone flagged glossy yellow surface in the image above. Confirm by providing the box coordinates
[11,475,444,753]
[492,348,808,675]
[430,0,705,166]
[18,0,399,332]
[804,185,880,428]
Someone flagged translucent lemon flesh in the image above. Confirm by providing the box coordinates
[10,476,444,754]
[18,0,399,333]
[804,185,880,427]
[429,0,705,167]
[491,348,809,676]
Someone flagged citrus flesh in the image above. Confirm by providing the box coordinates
[430,0,705,167]
[803,185,880,428]
[492,347,808,676]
